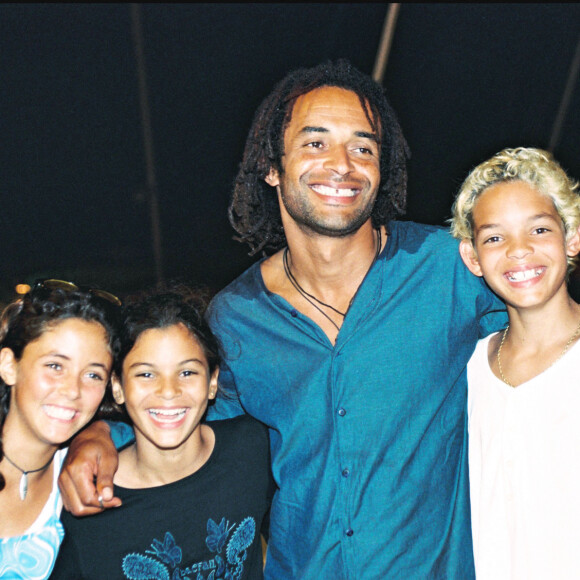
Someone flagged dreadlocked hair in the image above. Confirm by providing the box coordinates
[229,58,410,255]
[0,284,121,491]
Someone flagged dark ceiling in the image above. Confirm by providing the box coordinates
[2,3,580,299]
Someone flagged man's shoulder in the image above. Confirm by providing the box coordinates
[388,220,459,257]
[390,219,454,239]
[207,260,264,320]
[214,260,263,297]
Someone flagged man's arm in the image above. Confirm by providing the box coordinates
[58,420,122,515]
[475,276,508,337]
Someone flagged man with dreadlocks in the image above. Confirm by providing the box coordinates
[59,60,505,578]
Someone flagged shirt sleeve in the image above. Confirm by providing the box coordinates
[105,420,135,449]
[474,277,508,338]
[206,360,246,420]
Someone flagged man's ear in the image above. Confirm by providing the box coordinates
[111,374,125,405]
[208,368,219,401]
[566,225,580,258]
[0,348,17,387]
[459,239,483,277]
[264,167,280,188]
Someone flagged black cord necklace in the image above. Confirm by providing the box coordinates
[3,451,55,500]
[283,228,382,332]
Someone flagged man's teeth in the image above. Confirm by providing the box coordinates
[312,184,357,197]
[148,408,187,421]
[507,268,543,282]
[44,405,76,420]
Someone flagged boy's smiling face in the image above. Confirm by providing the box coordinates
[459,180,580,311]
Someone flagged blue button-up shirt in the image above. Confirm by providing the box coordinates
[207,221,506,579]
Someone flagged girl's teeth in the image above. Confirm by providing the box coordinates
[44,405,76,420]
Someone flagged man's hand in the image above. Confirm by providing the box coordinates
[59,420,122,515]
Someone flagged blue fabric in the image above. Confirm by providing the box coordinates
[108,420,133,449]
[206,221,507,579]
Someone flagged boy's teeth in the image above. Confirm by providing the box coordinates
[312,185,357,197]
[44,405,76,420]
[507,268,542,281]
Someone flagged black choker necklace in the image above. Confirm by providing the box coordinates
[283,228,382,332]
[3,451,55,500]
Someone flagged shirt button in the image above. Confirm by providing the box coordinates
[338,408,346,417]
[342,468,350,477]
[290,310,298,318]
[346,529,354,537]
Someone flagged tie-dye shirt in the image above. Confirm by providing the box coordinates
[0,448,66,580]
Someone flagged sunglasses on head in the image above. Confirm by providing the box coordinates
[34,279,122,306]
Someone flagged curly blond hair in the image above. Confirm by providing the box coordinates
[450,147,580,269]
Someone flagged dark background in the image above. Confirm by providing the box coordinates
[2,3,580,302]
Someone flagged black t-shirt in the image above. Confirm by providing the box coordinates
[51,415,274,580]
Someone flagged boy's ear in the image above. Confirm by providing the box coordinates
[264,167,280,188]
[566,225,580,258]
[208,368,219,401]
[0,348,17,386]
[111,374,125,405]
[459,239,483,277]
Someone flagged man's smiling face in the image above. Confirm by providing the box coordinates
[266,86,381,238]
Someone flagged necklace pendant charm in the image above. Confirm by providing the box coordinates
[19,472,28,501]
[3,452,54,500]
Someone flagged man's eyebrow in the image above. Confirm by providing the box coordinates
[298,126,378,142]
[355,131,378,142]
[299,126,329,135]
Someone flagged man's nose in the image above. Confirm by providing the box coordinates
[323,145,354,175]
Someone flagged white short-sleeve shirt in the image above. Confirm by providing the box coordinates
[468,335,580,580]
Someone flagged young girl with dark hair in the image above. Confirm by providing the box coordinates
[52,286,274,580]
[0,280,120,579]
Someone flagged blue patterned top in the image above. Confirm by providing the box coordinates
[0,448,66,579]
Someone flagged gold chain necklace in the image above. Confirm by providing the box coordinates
[497,318,580,387]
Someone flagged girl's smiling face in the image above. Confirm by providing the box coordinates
[460,180,580,311]
[0,318,112,449]
[113,323,218,453]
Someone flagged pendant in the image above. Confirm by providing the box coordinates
[19,472,28,501]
